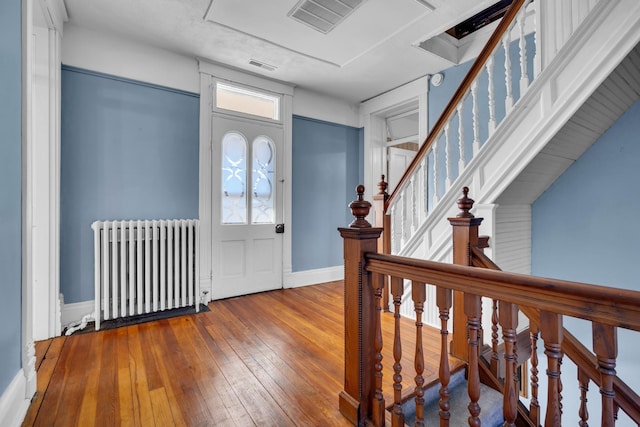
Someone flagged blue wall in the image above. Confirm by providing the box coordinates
[292,116,363,271]
[0,0,23,395]
[61,67,199,303]
[532,99,640,287]
[531,99,640,426]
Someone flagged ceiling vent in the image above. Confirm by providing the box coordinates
[249,59,277,72]
[288,0,366,34]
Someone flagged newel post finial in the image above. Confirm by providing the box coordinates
[377,175,389,199]
[456,186,475,218]
[348,185,372,228]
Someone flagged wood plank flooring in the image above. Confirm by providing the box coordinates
[23,281,463,426]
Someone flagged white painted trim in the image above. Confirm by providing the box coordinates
[199,63,294,297]
[49,28,62,337]
[0,370,31,427]
[198,72,213,300]
[198,59,294,96]
[37,0,68,33]
[22,0,37,403]
[284,266,344,289]
[282,93,293,286]
[359,76,429,116]
[61,299,94,329]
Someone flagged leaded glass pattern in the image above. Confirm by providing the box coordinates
[252,136,275,224]
[222,132,247,224]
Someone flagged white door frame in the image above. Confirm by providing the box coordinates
[197,61,293,302]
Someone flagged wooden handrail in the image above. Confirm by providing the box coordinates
[341,186,640,425]
[365,252,640,332]
[472,242,640,424]
[385,0,527,210]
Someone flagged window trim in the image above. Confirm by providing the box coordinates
[213,79,283,124]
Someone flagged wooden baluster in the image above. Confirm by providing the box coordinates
[471,81,480,156]
[518,0,531,93]
[437,287,453,426]
[578,367,589,427]
[465,293,482,427]
[391,276,405,427]
[502,30,514,111]
[457,103,466,173]
[490,299,499,376]
[413,281,426,427]
[529,327,541,425]
[486,56,496,134]
[558,357,564,415]
[500,301,519,427]
[444,123,452,190]
[373,176,390,313]
[593,322,618,427]
[371,273,386,427]
[540,310,563,425]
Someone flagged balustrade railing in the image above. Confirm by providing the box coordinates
[385,0,535,254]
[340,186,640,426]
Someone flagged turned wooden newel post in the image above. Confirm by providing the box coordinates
[448,187,483,360]
[372,175,391,312]
[339,185,383,426]
[372,175,390,251]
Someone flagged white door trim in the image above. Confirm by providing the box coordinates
[198,61,293,301]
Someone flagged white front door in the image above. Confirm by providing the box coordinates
[211,114,284,299]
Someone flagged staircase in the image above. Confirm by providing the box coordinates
[386,0,640,264]
[338,188,640,426]
[402,369,504,426]
[336,1,640,425]
[382,0,640,329]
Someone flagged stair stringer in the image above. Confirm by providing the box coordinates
[395,0,640,329]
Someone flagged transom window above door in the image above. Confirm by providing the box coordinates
[215,82,281,121]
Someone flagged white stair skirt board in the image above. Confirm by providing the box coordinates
[61,299,94,329]
[0,369,32,427]
[284,266,344,289]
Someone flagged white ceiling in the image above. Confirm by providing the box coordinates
[62,0,497,103]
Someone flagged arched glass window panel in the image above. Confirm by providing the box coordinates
[221,132,247,224]
[251,136,275,224]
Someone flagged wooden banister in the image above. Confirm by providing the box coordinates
[364,253,640,331]
[470,223,640,425]
[385,0,527,210]
[341,185,640,426]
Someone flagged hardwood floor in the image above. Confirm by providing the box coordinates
[23,281,463,426]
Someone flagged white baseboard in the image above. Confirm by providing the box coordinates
[61,299,94,329]
[283,266,344,289]
[0,369,31,427]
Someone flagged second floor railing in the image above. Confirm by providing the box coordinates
[340,185,640,426]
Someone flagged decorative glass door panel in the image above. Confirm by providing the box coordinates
[211,115,283,299]
[222,132,247,224]
[252,136,275,224]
